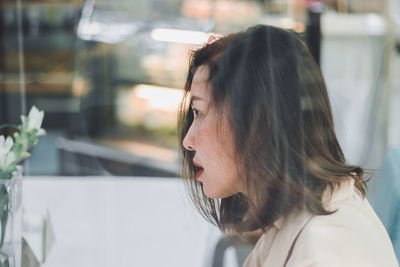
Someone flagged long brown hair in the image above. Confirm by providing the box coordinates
[178,25,367,234]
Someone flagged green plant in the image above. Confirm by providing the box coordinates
[0,106,45,179]
[0,106,45,266]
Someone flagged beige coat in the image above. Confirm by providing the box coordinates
[243,179,399,267]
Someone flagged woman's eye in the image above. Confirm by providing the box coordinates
[192,108,200,118]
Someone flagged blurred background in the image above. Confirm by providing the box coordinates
[1,0,400,266]
[0,0,399,182]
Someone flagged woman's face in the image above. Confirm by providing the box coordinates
[182,65,243,199]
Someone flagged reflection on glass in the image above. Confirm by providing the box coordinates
[0,0,395,178]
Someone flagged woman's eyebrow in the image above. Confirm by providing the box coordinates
[190,95,204,103]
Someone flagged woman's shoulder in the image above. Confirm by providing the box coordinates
[245,179,399,267]
[287,214,398,267]
[285,178,398,266]
[317,178,391,239]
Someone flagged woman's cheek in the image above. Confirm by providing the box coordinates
[196,127,211,149]
[197,116,212,138]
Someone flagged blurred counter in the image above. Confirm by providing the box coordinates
[22,177,223,267]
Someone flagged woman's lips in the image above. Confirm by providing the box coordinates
[195,169,204,179]
[193,161,204,179]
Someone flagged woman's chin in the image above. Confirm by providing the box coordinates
[203,186,237,199]
[203,187,221,199]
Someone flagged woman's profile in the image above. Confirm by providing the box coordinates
[178,25,398,266]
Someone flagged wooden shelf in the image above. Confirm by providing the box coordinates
[0,0,83,9]
[0,82,71,94]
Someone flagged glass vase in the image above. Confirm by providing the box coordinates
[0,166,22,267]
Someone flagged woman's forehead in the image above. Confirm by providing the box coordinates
[192,65,209,86]
[191,65,210,101]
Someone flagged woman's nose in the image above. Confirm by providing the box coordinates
[183,126,195,151]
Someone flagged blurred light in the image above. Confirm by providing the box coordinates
[72,76,90,97]
[117,84,183,130]
[366,13,385,35]
[134,84,183,110]
[79,22,101,36]
[77,21,137,44]
[281,18,295,29]
[151,28,209,45]
[280,18,305,33]
[322,13,385,36]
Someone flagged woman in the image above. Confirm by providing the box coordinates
[178,25,398,266]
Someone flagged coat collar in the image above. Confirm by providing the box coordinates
[265,206,314,266]
[321,178,357,207]
[273,215,285,230]
[266,178,357,266]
